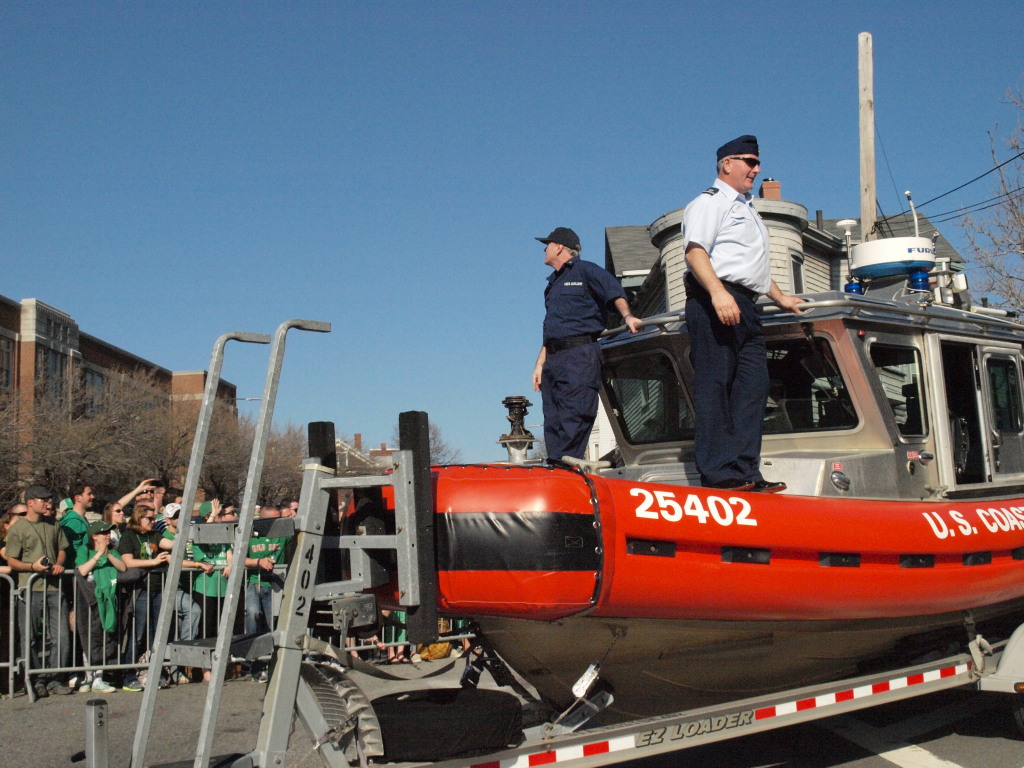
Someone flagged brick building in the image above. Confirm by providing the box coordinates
[0,294,236,409]
[0,294,237,496]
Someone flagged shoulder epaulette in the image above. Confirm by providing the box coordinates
[702,187,719,196]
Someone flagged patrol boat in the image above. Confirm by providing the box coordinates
[406,232,1024,722]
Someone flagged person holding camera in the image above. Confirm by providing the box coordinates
[4,486,74,698]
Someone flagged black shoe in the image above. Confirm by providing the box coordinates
[751,480,787,493]
[47,682,74,695]
[32,682,49,700]
[705,479,755,491]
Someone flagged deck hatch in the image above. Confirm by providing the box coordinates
[962,551,992,566]
[899,554,935,568]
[819,552,861,567]
[721,546,770,565]
[626,539,676,558]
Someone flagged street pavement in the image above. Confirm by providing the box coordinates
[0,656,471,768]
[2,661,1023,768]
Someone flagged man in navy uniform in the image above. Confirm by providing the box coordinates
[533,227,642,461]
[683,135,804,491]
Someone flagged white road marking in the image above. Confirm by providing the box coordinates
[825,714,966,768]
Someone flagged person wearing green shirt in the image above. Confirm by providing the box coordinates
[192,501,235,682]
[76,520,126,693]
[243,505,291,682]
[59,482,94,568]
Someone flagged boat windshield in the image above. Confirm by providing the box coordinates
[604,337,858,445]
[603,351,694,444]
[764,337,858,434]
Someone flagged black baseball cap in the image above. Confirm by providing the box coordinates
[535,227,581,253]
[25,485,53,501]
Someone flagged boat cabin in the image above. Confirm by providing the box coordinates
[599,275,1024,502]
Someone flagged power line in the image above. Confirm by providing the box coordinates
[928,186,1024,224]
[875,122,908,219]
[926,186,1024,221]
[915,150,1024,210]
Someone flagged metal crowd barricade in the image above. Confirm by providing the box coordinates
[16,564,229,699]
[11,557,471,698]
[0,572,16,697]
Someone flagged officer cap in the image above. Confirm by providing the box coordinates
[716,135,759,161]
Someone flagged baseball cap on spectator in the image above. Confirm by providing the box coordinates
[163,503,182,520]
[58,498,73,514]
[88,520,116,536]
[25,485,53,501]
[199,501,212,517]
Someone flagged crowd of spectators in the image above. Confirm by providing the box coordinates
[0,479,471,702]
[0,478,297,700]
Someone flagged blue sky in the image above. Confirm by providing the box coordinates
[4,1,1023,461]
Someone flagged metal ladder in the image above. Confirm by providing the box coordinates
[130,319,330,768]
[233,409,439,768]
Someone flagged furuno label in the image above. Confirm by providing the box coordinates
[636,710,755,746]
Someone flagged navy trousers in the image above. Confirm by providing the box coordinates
[541,342,602,461]
[685,287,769,486]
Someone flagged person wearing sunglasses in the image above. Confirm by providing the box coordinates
[682,134,804,493]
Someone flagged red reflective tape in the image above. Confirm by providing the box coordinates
[796,698,817,711]
[755,706,777,720]
[871,682,890,694]
[584,742,610,756]
[907,673,925,686]
[530,752,557,766]
[940,666,957,678]
[835,689,854,702]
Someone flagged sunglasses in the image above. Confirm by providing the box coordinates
[729,156,761,168]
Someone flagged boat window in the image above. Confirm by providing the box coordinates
[763,337,858,434]
[603,352,694,444]
[868,344,927,437]
[987,357,1023,432]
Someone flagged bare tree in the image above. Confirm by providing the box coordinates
[201,408,252,502]
[201,412,304,505]
[390,420,463,465]
[3,364,305,509]
[0,394,22,509]
[22,370,194,499]
[258,421,304,504]
[963,84,1024,309]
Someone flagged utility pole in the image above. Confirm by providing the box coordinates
[858,32,876,243]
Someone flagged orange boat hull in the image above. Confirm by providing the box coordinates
[376,463,1024,720]
[433,464,1024,622]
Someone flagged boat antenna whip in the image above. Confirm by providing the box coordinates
[905,190,920,238]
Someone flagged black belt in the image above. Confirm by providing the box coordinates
[685,273,759,302]
[545,335,596,354]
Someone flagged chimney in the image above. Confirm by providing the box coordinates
[759,178,781,200]
[354,433,362,451]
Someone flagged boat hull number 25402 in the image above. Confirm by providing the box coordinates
[630,487,757,527]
